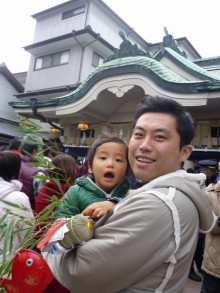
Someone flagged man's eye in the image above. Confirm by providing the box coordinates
[133,132,143,137]
[155,135,166,140]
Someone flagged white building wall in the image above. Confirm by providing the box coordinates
[24,0,151,92]
[87,2,148,51]
[0,74,20,121]
[33,1,87,43]
[25,45,82,91]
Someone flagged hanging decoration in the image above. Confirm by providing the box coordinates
[78,123,88,131]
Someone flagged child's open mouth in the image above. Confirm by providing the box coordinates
[104,172,114,179]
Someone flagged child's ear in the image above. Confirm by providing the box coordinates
[87,162,93,174]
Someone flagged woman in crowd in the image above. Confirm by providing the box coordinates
[0,151,34,263]
[34,153,77,237]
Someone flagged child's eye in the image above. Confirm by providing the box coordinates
[116,158,122,162]
[100,156,106,160]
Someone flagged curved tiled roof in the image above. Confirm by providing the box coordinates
[9,31,220,110]
[10,54,216,109]
[161,47,220,82]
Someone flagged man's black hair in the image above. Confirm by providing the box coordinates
[134,96,195,149]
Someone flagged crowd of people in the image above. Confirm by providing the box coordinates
[0,95,219,292]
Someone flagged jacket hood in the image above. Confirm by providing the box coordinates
[0,177,22,199]
[132,170,215,233]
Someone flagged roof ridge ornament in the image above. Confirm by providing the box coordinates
[162,27,188,58]
[105,30,152,62]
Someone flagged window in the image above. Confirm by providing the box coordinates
[62,6,85,20]
[211,127,220,137]
[92,52,104,68]
[34,50,69,70]
[211,126,220,145]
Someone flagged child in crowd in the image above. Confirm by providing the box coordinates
[54,134,131,220]
[35,153,77,238]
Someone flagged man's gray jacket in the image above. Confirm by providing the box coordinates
[44,170,215,293]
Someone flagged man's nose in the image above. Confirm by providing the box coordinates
[139,136,153,152]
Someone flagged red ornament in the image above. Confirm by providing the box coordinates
[0,249,54,293]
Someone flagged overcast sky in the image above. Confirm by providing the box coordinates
[1,0,219,73]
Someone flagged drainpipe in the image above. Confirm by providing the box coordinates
[72,30,100,84]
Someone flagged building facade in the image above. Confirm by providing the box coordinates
[0,63,24,144]
[9,0,220,160]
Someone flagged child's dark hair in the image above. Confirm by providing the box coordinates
[48,153,77,184]
[86,134,129,173]
[0,151,21,181]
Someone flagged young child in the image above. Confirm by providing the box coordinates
[54,134,131,220]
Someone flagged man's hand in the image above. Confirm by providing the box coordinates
[81,201,116,218]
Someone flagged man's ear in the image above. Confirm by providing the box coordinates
[87,162,93,174]
[180,145,193,163]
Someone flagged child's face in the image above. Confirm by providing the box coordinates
[88,142,128,193]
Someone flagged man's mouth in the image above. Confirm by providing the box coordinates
[136,157,154,163]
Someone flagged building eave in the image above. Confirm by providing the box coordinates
[10,55,220,111]
[15,84,79,98]
[24,26,115,54]
[0,63,24,93]
[155,47,220,82]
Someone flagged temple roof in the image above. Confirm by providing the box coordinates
[10,30,220,112]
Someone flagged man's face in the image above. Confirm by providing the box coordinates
[201,167,213,179]
[128,112,192,183]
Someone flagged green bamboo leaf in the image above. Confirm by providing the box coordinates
[0,212,8,226]
[2,219,14,267]
[0,199,20,208]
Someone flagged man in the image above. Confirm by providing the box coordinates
[44,96,215,292]
[189,159,218,282]
[199,160,218,186]
[19,133,46,210]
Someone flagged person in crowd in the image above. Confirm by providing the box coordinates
[19,133,46,210]
[55,134,131,220]
[76,158,88,178]
[200,179,220,293]
[0,151,34,264]
[8,137,22,156]
[199,160,218,186]
[44,96,215,293]
[38,144,55,176]
[189,160,218,282]
[35,153,77,238]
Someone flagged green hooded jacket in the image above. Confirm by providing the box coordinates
[54,175,131,219]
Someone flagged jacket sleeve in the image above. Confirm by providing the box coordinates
[53,186,80,219]
[44,193,176,293]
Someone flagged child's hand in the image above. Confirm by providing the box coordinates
[81,201,116,218]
